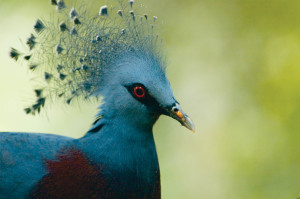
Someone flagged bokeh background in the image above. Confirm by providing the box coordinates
[1,0,300,198]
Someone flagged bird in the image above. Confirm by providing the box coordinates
[1,0,195,198]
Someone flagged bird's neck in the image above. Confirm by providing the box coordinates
[74,109,160,196]
[78,108,158,161]
[76,106,160,173]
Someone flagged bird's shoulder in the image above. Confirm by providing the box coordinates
[0,132,73,197]
[0,131,73,145]
[0,132,74,168]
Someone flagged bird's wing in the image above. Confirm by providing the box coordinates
[0,132,73,197]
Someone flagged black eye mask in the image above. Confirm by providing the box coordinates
[124,83,163,113]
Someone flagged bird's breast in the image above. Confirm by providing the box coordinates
[29,147,161,199]
[94,143,161,198]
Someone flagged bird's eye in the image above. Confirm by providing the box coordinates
[133,86,145,98]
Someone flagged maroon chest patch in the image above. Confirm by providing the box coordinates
[29,148,113,199]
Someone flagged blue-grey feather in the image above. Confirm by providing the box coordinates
[0,132,73,197]
[16,0,163,114]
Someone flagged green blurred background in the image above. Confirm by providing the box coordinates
[1,0,300,198]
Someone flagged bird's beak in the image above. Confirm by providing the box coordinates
[164,103,195,132]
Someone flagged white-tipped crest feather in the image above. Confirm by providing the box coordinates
[11,0,163,115]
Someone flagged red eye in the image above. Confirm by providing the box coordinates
[133,86,145,98]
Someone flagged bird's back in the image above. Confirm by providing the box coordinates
[0,132,73,198]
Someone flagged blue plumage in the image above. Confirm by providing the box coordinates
[0,133,72,197]
[1,0,194,198]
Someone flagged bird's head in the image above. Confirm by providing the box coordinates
[98,53,194,132]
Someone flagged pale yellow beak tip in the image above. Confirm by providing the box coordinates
[183,116,195,133]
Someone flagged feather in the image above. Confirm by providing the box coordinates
[50,0,57,5]
[55,44,63,55]
[26,34,36,50]
[56,0,66,10]
[24,55,31,60]
[34,89,43,97]
[73,17,81,25]
[59,22,68,32]
[99,5,108,16]
[70,27,78,35]
[10,48,21,61]
[69,8,78,19]
[59,73,67,80]
[29,64,38,70]
[33,19,44,33]
[10,0,163,114]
